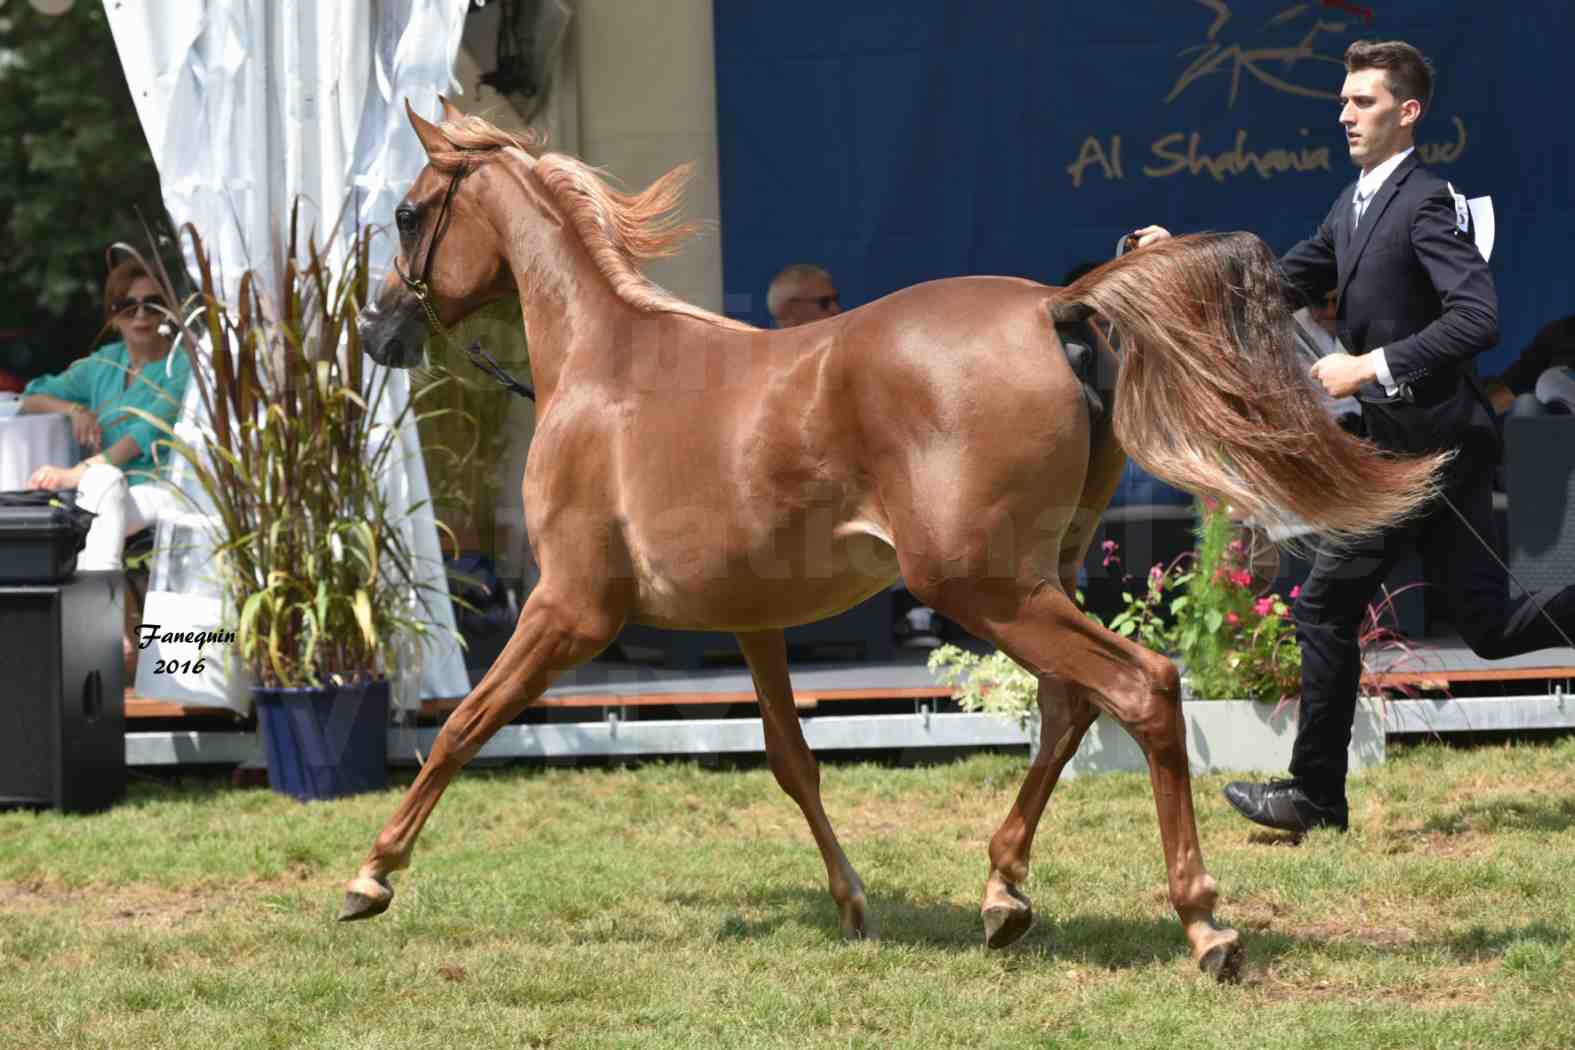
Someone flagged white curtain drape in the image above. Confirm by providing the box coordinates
[105,0,472,713]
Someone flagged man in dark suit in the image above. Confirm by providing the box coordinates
[1131,39,1575,833]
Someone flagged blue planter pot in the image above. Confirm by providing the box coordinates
[255,679,389,801]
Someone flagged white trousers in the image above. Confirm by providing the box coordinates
[74,463,180,572]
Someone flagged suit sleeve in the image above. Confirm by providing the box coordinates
[1380,190,1499,384]
[1276,203,1339,309]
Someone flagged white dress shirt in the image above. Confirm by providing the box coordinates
[1352,147,1414,395]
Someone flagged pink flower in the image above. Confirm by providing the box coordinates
[1101,538,1120,568]
[1230,569,1253,588]
[1225,612,1240,626]
[1290,585,1301,600]
[1254,597,1274,616]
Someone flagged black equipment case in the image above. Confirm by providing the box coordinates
[0,490,95,584]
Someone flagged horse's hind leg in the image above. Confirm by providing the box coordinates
[944,582,1242,980]
[980,674,1098,949]
[736,630,870,939]
[338,586,620,921]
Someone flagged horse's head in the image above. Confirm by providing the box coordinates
[359,99,519,368]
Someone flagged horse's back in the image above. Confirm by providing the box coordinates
[825,275,1090,458]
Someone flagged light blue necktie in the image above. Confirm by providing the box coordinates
[1352,184,1375,233]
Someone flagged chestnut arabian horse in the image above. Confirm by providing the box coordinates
[343,101,1444,980]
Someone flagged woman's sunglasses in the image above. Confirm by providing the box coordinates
[111,295,164,318]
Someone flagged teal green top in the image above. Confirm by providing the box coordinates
[23,341,192,485]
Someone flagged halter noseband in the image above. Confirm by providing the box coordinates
[392,164,535,401]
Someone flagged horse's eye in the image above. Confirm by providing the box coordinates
[395,207,419,234]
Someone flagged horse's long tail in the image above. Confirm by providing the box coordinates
[1054,232,1446,541]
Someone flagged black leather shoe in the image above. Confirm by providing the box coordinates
[1223,778,1348,833]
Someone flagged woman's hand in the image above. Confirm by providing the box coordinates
[68,404,102,452]
[28,462,89,492]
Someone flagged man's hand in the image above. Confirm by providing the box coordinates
[1310,352,1379,398]
[28,462,89,492]
[1131,225,1172,249]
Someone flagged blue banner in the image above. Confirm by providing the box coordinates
[715,2,1574,373]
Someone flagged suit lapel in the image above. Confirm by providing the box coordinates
[1338,152,1419,301]
[1334,180,1358,287]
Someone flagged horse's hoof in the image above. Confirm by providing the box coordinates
[982,902,1034,949]
[982,880,1034,949]
[839,894,875,941]
[337,875,393,922]
[1198,934,1245,983]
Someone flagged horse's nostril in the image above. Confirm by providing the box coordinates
[383,338,403,363]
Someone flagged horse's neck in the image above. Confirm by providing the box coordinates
[503,226,636,403]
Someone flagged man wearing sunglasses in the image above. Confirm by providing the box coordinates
[767,263,842,328]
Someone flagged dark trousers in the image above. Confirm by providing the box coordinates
[1289,452,1575,798]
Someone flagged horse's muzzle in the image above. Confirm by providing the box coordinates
[357,303,422,369]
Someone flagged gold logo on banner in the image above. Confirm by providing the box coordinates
[1064,1,1468,187]
[1168,0,1352,108]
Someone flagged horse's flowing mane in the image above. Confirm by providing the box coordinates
[431,114,754,332]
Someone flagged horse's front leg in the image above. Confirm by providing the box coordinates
[338,585,622,920]
[736,629,871,939]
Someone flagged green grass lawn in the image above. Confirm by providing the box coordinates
[2,737,1573,1049]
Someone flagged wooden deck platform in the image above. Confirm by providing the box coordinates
[1360,636,1575,691]
[124,636,1575,723]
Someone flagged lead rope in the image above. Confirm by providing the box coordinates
[404,282,535,402]
[395,164,535,401]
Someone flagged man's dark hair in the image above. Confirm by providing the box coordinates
[1345,40,1434,116]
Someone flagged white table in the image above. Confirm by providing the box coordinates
[0,412,81,491]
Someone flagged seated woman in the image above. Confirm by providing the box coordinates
[19,257,191,573]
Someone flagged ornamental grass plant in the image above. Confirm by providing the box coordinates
[409,299,531,563]
[130,211,455,690]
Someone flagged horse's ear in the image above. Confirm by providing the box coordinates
[406,99,450,157]
[438,95,465,124]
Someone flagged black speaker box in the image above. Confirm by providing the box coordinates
[0,571,126,812]
[1505,416,1575,595]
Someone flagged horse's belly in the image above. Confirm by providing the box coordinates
[627,520,900,631]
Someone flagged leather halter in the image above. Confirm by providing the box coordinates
[396,164,465,301]
[392,164,535,401]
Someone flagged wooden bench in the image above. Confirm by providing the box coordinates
[126,685,961,724]
[418,684,957,718]
[1361,664,1575,692]
[125,693,245,721]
